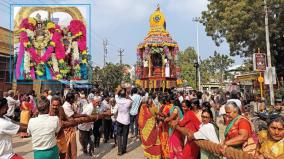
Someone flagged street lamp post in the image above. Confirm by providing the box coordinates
[264,0,275,105]
[193,17,201,91]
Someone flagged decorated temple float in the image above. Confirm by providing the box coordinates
[135,5,181,91]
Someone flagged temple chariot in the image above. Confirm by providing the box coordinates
[135,5,181,91]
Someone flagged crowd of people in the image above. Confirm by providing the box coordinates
[0,87,283,159]
[136,89,284,159]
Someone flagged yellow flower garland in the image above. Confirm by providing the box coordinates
[28,18,36,26]
[47,22,55,30]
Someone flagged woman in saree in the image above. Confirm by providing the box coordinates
[157,95,173,159]
[173,108,220,159]
[19,94,32,137]
[220,101,254,154]
[138,97,161,159]
[174,99,201,159]
[164,98,184,159]
[256,115,284,159]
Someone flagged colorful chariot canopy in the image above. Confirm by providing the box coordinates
[137,5,179,50]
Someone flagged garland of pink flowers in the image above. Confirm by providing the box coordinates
[68,20,87,80]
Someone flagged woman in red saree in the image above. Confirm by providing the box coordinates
[177,100,201,159]
[138,97,161,159]
[221,101,253,153]
[158,95,173,159]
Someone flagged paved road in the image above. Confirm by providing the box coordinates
[12,117,227,159]
[12,131,144,159]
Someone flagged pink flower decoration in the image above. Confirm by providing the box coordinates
[19,18,28,29]
[68,20,87,52]
[68,20,85,35]
[27,48,41,64]
[55,44,65,59]
[19,18,35,31]
[20,32,29,43]
[52,32,65,59]
[55,24,61,30]
[78,37,86,51]
[41,46,54,62]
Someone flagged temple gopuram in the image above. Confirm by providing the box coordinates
[135,5,180,91]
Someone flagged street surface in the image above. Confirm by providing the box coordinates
[12,116,226,159]
[12,131,144,159]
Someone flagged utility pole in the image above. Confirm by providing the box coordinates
[103,39,108,67]
[118,48,124,65]
[193,17,201,91]
[264,0,275,105]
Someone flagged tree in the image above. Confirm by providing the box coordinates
[234,58,254,73]
[91,63,131,91]
[178,47,205,89]
[200,51,234,84]
[201,0,284,76]
[177,47,196,89]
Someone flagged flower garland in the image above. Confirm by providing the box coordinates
[51,53,59,72]
[71,41,80,65]
[46,54,62,80]
[71,41,81,80]
[17,18,67,79]
[23,51,31,79]
[16,18,87,80]
[68,20,87,80]
[58,59,70,77]
[35,62,45,76]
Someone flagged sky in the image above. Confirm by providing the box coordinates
[0,0,242,67]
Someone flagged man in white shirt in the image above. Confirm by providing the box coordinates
[116,89,132,155]
[62,92,87,158]
[101,92,112,143]
[28,98,60,159]
[87,89,95,103]
[62,93,76,118]
[5,90,20,119]
[0,98,26,159]
[78,96,100,155]
[129,88,141,138]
